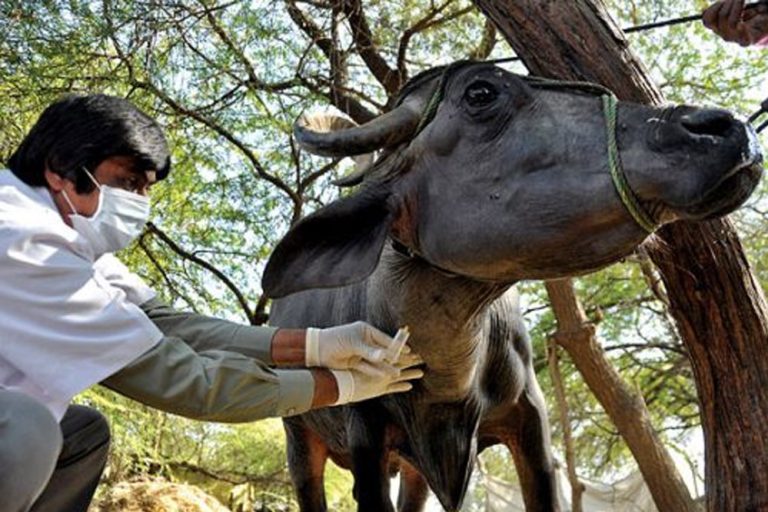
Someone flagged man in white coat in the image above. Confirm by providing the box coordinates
[0,94,423,512]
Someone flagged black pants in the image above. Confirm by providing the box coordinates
[32,405,110,512]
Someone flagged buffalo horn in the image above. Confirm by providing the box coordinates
[294,96,425,158]
[293,114,376,187]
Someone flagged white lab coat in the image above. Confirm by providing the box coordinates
[0,170,163,421]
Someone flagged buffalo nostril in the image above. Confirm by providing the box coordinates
[680,109,736,138]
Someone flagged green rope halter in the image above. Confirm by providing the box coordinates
[602,94,657,233]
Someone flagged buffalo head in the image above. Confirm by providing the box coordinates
[263,61,763,298]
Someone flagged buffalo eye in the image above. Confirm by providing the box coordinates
[464,80,499,107]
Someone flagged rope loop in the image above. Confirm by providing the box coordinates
[602,95,657,233]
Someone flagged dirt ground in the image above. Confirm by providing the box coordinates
[90,479,230,512]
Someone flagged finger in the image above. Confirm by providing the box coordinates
[713,1,733,39]
[728,0,746,28]
[393,358,423,372]
[718,7,736,39]
[386,382,414,394]
[703,1,723,29]
[354,345,386,363]
[383,349,417,366]
[396,368,425,382]
[364,324,398,349]
[720,0,746,40]
[396,352,424,368]
[355,360,400,377]
[715,1,731,35]
[386,343,412,361]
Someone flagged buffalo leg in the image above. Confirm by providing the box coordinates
[502,381,561,512]
[396,458,429,512]
[284,418,330,512]
[348,407,395,512]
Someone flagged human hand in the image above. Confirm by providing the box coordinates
[306,321,414,376]
[742,3,768,45]
[330,351,425,405]
[703,1,768,46]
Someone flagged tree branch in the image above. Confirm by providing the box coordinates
[164,460,289,486]
[469,17,497,60]
[547,340,585,512]
[340,0,401,95]
[396,1,473,79]
[145,222,262,325]
[196,0,301,94]
[138,233,200,313]
[133,78,301,206]
[287,0,378,122]
[299,75,377,123]
[285,0,335,64]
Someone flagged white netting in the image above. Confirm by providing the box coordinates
[480,467,658,512]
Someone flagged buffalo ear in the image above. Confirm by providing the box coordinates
[262,187,393,298]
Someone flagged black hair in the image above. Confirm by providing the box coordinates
[8,93,171,194]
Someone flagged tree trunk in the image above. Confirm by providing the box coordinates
[547,333,585,512]
[474,1,768,510]
[650,220,768,512]
[546,279,697,512]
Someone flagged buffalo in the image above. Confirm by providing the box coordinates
[262,61,763,512]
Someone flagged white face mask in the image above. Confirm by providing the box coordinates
[61,168,151,257]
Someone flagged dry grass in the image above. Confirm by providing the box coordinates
[90,479,230,512]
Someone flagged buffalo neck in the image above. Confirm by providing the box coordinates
[367,242,509,402]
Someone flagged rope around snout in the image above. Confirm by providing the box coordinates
[603,94,657,233]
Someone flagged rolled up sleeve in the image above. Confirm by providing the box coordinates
[102,337,314,422]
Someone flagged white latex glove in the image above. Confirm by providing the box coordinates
[306,321,412,376]
[331,352,424,405]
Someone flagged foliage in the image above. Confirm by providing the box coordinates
[2,0,767,509]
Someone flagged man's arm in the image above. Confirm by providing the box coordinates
[132,298,425,420]
[139,298,416,373]
[102,332,423,422]
[102,335,337,421]
[139,297,279,364]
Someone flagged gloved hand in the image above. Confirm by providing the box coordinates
[306,321,413,376]
[330,352,424,405]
